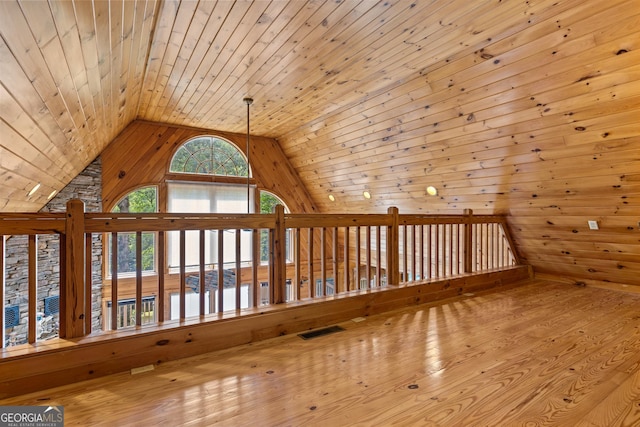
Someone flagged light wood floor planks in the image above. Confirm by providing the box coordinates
[2,279,640,426]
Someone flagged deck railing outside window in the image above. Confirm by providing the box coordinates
[1,201,520,348]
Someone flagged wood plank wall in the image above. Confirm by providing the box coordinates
[276,1,640,289]
[101,120,316,213]
[1,0,638,291]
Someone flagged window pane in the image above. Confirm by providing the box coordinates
[112,186,157,213]
[259,191,292,263]
[105,297,156,330]
[167,182,254,269]
[108,186,157,276]
[107,232,156,274]
[170,137,248,176]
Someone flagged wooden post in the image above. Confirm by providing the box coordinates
[0,235,4,347]
[402,225,407,282]
[295,228,301,299]
[235,230,241,310]
[426,225,431,280]
[157,231,165,322]
[218,229,224,313]
[355,227,360,288]
[387,207,399,286]
[28,235,37,344]
[135,231,142,326]
[84,234,92,333]
[332,227,338,293]
[376,226,381,287]
[179,230,186,319]
[365,226,371,289]
[217,229,224,312]
[110,232,118,330]
[343,228,350,291]
[419,225,424,280]
[251,229,259,307]
[64,199,86,338]
[308,228,315,298]
[199,230,206,315]
[268,228,275,304]
[411,225,416,281]
[320,227,326,295]
[59,233,67,337]
[273,204,286,303]
[463,209,473,273]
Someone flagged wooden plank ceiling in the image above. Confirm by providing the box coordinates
[1,0,639,287]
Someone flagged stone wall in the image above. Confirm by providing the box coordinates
[4,157,103,346]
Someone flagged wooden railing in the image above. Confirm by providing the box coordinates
[1,201,520,348]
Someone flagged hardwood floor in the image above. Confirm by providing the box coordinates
[2,279,640,426]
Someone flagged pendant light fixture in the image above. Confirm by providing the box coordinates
[244,97,253,213]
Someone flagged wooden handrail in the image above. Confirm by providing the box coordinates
[0,219,65,235]
[284,213,393,228]
[1,199,522,347]
[84,215,276,233]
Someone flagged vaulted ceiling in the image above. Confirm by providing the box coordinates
[1,0,639,287]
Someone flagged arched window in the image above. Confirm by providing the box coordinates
[169,136,248,176]
[260,191,289,214]
[167,136,254,272]
[107,186,158,277]
[259,191,292,263]
[112,186,157,214]
[106,186,158,329]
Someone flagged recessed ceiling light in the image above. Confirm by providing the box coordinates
[426,186,438,196]
[328,194,335,202]
[47,190,57,200]
[363,191,371,199]
[27,183,41,197]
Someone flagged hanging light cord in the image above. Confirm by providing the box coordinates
[244,97,253,213]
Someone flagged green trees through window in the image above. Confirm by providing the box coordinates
[112,186,157,214]
[260,192,282,214]
[260,191,291,263]
[109,186,157,275]
[170,137,248,176]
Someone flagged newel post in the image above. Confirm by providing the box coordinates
[463,209,473,273]
[387,206,400,286]
[64,199,86,338]
[272,204,286,304]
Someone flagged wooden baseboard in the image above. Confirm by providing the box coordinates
[533,272,640,294]
[0,266,530,399]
